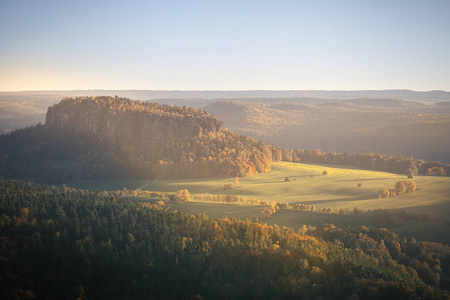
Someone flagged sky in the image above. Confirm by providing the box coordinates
[0,0,449,91]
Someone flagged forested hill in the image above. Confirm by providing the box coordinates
[0,97,271,183]
[46,96,223,145]
[1,179,449,299]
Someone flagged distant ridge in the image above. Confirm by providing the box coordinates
[1,89,450,104]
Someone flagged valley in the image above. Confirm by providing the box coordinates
[67,161,450,244]
[68,161,450,218]
[3,1,450,297]
[1,95,450,298]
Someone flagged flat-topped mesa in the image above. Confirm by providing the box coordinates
[45,96,223,146]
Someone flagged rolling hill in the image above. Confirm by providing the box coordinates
[205,100,450,162]
[67,161,450,220]
[66,161,450,244]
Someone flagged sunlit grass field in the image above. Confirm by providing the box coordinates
[69,161,450,220]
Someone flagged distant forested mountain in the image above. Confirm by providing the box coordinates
[0,97,271,183]
[205,100,450,163]
[1,89,449,131]
[1,89,450,103]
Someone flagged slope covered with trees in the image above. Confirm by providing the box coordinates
[205,100,450,163]
[0,97,271,183]
[1,179,450,299]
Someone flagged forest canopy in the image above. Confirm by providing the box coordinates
[1,179,450,299]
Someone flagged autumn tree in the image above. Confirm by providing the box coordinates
[403,180,417,193]
[272,148,283,162]
[312,149,323,157]
[174,189,191,202]
[395,181,407,195]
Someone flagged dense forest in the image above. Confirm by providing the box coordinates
[0,97,271,183]
[1,179,450,299]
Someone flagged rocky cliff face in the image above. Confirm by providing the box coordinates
[46,96,223,148]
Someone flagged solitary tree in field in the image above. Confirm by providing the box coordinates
[406,169,414,179]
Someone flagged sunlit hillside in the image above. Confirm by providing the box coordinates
[69,161,450,219]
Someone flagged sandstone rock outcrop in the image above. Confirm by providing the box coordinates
[46,96,223,149]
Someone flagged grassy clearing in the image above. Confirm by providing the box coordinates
[68,161,450,220]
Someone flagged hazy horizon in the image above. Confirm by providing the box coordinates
[1,88,450,93]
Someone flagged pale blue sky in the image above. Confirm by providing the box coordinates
[1,0,449,91]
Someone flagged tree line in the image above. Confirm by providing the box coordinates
[271,147,449,176]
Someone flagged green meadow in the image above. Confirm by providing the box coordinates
[69,161,450,220]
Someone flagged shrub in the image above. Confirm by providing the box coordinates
[223,183,234,190]
[378,188,390,198]
[323,170,329,175]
